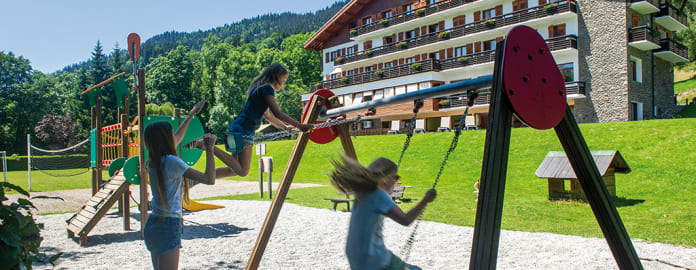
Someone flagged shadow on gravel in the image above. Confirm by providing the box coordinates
[211,260,245,269]
[182,221,252,240]
[614,197,645,208]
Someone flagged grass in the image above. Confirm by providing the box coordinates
[675,104,696,118]
[675,78,696,105]
[6,118,696,247]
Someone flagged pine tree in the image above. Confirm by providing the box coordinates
[110,43,126,73]
[89,41,110,83]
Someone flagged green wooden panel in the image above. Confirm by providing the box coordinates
[141,115,204,166]
[90,129,97,167]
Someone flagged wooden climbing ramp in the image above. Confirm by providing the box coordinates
[66,171,131,246]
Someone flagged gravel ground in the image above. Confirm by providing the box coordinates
[32,200,696,270]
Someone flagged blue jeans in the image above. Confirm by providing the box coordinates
[225,123,254,153]
[144,215,182,255]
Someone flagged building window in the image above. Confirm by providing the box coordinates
[558,63,574,82]
[395,85,406,95]
[330,51,338,61]
[354,93,363,104]
[363,91,373,102]
[384,35,394,44]
[548,24,566,38]
[630,57,642,83]
[453,15,466,27]
[363,120,374,129]
[406,57,416,64]
[344,94,353,106]
[374,89,384,99]
[384,62,393,68]
[429,52,440,60]
[631,102,643,121]
[347,46,355,55]
[419,82,432,89]
[330,73,338,79]
[482,8,495,20]
[407,84,418,93]
[363,17,373,25]
[365,66,374,72]
[455,46,466,57]
[347,70,355,76]
[429,23,439,33]
[382,10,393,19]
[512,0,528,11]
[364,41,372,50]
[429,0,439,5]
[404,30,415,40]
[483,39,496,51]
[632,13,641,28]
[384,87,394,97]
[403,3,414,14]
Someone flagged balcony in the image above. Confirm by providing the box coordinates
[628,26,661,51]
[629,0,659,15]
[437,81,584,110]
[350,0,476,37]
[336,1,578,66]
[654,39,688,63]
[654,3,687,32]
[313,35,578,92]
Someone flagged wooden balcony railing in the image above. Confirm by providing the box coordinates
[628,26,660,45]
[438,81,585,109]
[658,38,688,59]
[657,3,687,27]
[350,0,477,37]
[314,35,578,92]
[338,0,578,65]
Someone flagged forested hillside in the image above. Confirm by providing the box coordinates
[1,1,347,154]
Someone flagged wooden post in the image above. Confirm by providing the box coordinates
[336,123,357,160]
[137,69,148,231]
[470,41,513,270]
[245,95,324,270]
[121,113,131,231]
[554,107,642,269]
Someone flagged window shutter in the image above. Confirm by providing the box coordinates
[414,28,420,36]
[495,5,502,16]
[438,21,444,31]
[399,58,404,65]
[359,67,364,73]
[558,24,566,36]
[341,48,346,56]
[325,75,330,80]
[422,53,428,60]
[466,44,473,54]
[447,48,453,58]
[475,42,481,53]
[474,11,481,22]
[548,25,554,37]
[378,63,383,69]
[354,45,358,52]
[393,60,398,66]
[326,52,330,62]
[439,50,445,59]
[415,55,421,61]
[496,37,503,43]
[398,32,404,41]
[538,0,547,5]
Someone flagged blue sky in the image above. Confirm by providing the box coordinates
[0,0,339,73]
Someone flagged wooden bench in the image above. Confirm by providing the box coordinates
[324,192,354,211]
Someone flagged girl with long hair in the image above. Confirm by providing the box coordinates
[330,156,437,270]
[142,101,218,270]
[188,62,312,178]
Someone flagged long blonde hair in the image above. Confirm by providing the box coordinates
[329,156,397,197]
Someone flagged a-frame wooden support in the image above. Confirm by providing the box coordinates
[469,39,642,269]
[245,95,358,270]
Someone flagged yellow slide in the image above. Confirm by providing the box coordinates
[183,199,225,211]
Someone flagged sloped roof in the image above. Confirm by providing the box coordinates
[535,151,631,179]
[304,0,369,51]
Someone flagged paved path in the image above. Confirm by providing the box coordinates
[6,180,323,214]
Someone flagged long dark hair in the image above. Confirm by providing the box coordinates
[143,121,178,208]
[329,156,397,197]
[247,62,288,95]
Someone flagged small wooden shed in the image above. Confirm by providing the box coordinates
[535,150,631,201]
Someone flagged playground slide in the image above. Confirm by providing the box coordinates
[66,171,130,246]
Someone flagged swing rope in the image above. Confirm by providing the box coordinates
[398,91,479,261]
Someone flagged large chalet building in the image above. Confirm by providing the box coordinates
[302,0,687,134]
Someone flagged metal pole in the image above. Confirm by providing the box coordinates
[324,75,492,117]
[27,134,31,191]
[2,151,7,184]
[259,157,264,198]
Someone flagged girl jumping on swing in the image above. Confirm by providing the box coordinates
[330,156,437,270]
[188,62,312,177]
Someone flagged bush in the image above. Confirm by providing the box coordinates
[314,82,322,89]
[458,57,468,63]
[0,182,61,269]
[438,32,449,39]
[397,42,408,49]
[415,9,425,16]
[379,19,389,26]
[366,50,373,56]
[145,102,175,116]
[544,3,558,11]
[340,77,348,83]
[410,62,421,70]
[374,70,384,76]
[484,19,495,26]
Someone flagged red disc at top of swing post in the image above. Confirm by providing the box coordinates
[502,25,567,130]
[127,33,141,62]
[301,89,338,144]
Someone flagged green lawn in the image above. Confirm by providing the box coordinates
[675,104,696,118]
[6,118,696,247]
[675,77,696,105]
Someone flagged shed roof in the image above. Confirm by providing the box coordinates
[535,151,631,179]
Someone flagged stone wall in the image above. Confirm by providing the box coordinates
[575,0,629,123]
[654,57,678,118]
[628,47,653,120]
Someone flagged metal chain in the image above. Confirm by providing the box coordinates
[399,104,472,261]
[238,115,363,143]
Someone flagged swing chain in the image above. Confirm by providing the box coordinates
[244,115,363,143]
[397,100,423,168]
[399,91,478,261]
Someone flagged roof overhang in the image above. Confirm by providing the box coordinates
[304,0,370,51]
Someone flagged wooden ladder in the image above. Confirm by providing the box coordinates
[66,172,131,246]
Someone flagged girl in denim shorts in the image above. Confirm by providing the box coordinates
[142,102,217,270]
[187,63,312,178]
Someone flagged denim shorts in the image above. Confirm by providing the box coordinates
[225,124,254,153]
[143,215,182,255]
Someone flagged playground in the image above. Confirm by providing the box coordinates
[4,28,696,269]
